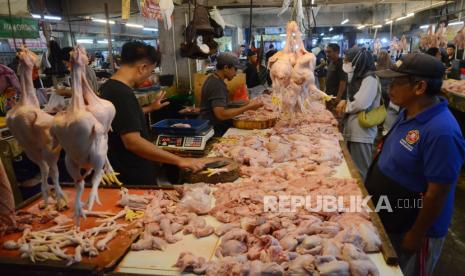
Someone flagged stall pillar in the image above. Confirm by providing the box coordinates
[158,7,196,93]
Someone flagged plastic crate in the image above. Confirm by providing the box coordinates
[151,119,210,135]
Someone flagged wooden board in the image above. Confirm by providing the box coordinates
[0,187,145,274]
[181,157,239,184]
[340,142,398,265]
[232,117,278,130]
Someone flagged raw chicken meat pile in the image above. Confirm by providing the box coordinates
[442,79,465,95]
[215,101,342,180]
[268,21,330,117]
[234,94,280,121]
[121,91,381,274]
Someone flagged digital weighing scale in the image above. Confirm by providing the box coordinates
[152,119,214,154]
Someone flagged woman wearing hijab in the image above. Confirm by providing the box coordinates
[336,48,381,180]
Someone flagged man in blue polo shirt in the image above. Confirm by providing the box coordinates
[365,53,465,276]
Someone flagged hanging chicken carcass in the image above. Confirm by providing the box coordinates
[268,21,329,117]
[453,24,465,50]
[51,45,115,226]
[6,46,67,210]
[436,22,448,49]
[399,35,408,53]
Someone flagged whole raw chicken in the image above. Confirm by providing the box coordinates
[420,26,434,49]
[399,35,408,53]
[436,22,448,49]
[6,46,66,210]
[389,36,399,54]
[453,24,465,51]
[51,45,115,225]
[268,21,329,117]
[79,52,120,187]
[373,39,381,56]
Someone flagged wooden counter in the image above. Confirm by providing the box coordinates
[0,187,142,275]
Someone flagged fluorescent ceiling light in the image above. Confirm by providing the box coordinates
[357,25,365,30]
[76,39,93,44]
[320,33,324,36]
[126,23,144,28]
[322,37,331,40]
[341,19,349,25]
[449,21,464,26]
[97,39,114,44]
[279,34,287,36]
[386,20,393,24]
[381,38,388,43]
[420,24,430,29]
[373,25,382,29]
[92,18,115,24]
[143,27,158,31]
[31,14,61,21]
[431,1,446,7]
[396,12,414,22]
[329,27,334,32]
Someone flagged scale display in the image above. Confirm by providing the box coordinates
[155,128,214,151]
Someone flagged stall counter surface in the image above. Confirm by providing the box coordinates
[115,127,403,276]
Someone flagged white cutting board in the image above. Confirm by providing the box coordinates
[116,216,221,275]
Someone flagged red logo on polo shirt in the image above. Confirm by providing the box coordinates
[406,130,420,144]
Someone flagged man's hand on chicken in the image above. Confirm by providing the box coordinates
[246,98,264,111]
[178,158,207,173]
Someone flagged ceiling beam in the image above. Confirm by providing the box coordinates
[190,0,433,8]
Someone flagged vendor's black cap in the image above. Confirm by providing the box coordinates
[217,53,244,69]
[376,53,445,79]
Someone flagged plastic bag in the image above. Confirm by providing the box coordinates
[178,183,212,215]
[43,92,66,113]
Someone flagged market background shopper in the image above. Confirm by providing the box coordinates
[366,53,465,276]
[336,48,381,180]
[324,43,347,100]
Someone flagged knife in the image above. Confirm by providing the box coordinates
[204,160,229,169]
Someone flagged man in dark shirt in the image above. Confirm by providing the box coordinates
[324,43,347,100]
[100,41,204,185]
[265,44,277,67]
[244,50,261,88]
[200,53,263,136]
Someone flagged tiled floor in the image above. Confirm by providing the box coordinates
[434,170,465,275]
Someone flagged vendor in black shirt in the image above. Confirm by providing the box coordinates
[200,53,263,136]
[324,43,347,100]
[100,41,205,185]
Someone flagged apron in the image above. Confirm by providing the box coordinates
[365,120,422,234]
